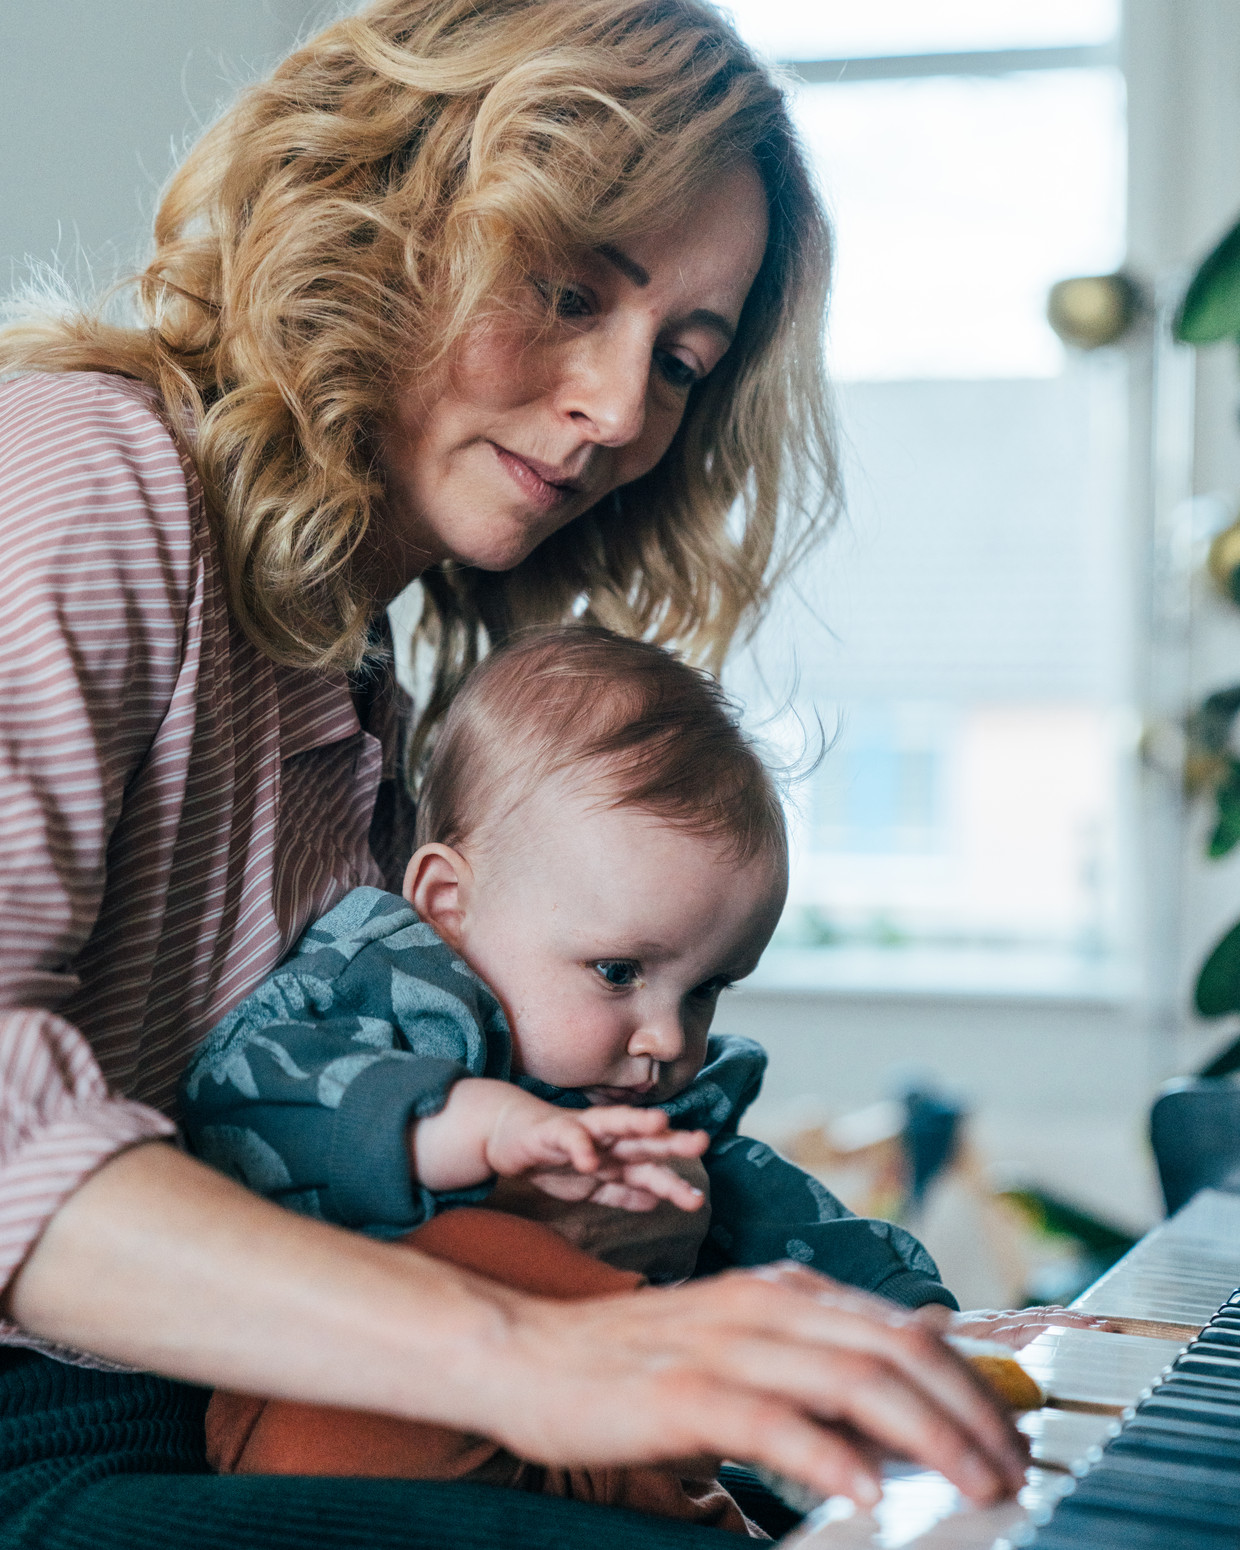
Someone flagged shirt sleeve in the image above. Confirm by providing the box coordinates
[680,1033,956,1308]
[180,1012,475,1236]
[178,888,502,1236]
[700,1135,958,1310]
[0,375,195,1300]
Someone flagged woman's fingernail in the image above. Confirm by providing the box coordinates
[852,1472,880,1507]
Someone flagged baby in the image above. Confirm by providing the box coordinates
[179,626,954,1530]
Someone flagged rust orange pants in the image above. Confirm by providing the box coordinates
[206,1208,758,1536]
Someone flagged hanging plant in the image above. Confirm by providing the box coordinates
[1175,216,1240,1021]
[1176,218,1240,345]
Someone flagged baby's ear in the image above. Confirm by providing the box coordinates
[403,843,472,949]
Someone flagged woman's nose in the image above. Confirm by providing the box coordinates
[557,325,649,447]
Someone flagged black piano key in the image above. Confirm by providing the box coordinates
[1109,1426,1240,1468]
[1032,1501,1240,1549]
[1161,1369,1240,1391]
[1175,1355,1240,1382]
[1092,1450,1240,1497]
[1028,1278,1240,1546]
[1140,1393,1240,1427]
[1155,1377,1240,1405]
[1069,1464,1240,1521]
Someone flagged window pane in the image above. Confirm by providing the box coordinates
[723,44,1130,986]
[723,0,1119,62]
[800,70,1127,380]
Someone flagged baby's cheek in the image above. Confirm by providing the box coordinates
[513,1011,626,1088]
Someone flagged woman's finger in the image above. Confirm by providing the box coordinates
[706,1271,1028,1494]
[637,1378,885,1508]
[689,1327,1021,1504]
[948,1306,1112,1347]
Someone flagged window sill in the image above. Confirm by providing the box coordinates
[740,945,1138,1004]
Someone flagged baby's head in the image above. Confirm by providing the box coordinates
[404,626,787,1104]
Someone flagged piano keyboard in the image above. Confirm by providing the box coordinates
[784,1188,1240,1548]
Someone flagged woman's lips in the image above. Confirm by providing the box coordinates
[491,443,582,513]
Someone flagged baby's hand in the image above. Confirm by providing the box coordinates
[485,1092,708,1213]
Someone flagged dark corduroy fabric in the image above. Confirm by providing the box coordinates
[0,1352,798,1548]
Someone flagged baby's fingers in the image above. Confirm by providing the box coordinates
[610,1129,709,1162]
[577,1105,670,1141]
[541,1117,601,1175]
[619,1160,706,1212]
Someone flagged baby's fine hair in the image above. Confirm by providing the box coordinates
[415,627,786,868]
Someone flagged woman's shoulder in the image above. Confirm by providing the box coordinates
[0,368,188,479]
[0,370,203,598]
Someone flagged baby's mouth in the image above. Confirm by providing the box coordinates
[583,1080,658,1106]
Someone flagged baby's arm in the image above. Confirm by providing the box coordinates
[412,1080,708,1212]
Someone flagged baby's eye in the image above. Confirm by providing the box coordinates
[689,975,734,1001]
[593,959,641,990]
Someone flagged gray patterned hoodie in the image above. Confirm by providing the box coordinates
[179,886,955,1308]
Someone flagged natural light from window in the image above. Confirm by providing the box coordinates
[725,1,1132,998]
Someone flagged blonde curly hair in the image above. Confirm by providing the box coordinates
[0,0,837,770]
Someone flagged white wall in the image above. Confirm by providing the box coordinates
[1,1,322,285]
[726,987,1161,1233]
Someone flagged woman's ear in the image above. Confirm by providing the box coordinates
[402,843,473,950]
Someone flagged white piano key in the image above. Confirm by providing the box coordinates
[1014,1329,1184,1410]
[1018,1407,1119,1472]
[781,1466,1076,1548]
[1071,1190,1240,1326]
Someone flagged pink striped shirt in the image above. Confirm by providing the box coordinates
[0,371,396,1358]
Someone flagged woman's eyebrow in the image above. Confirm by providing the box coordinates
[597,243,649,286]
[597,244,736,347]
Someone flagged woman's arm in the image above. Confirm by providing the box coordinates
[8,1140,1027,1508]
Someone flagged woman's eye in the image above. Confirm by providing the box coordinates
[593,960,641,989]
[553,285,593,320]
[654,349,700,391]
[531,276,593,321]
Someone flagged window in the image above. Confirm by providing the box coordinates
[724,1,1132,996]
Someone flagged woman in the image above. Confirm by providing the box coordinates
[0,2,1029,1546]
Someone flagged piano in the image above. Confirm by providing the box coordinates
[785,1187,1240,1548]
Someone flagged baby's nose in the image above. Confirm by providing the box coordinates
[630,1014,685,1063]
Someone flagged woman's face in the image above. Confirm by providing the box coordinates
[376,158,769,582]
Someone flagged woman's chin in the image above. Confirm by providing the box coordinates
[449,518,573,573]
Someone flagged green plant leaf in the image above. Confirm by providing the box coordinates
[1196,919,1240,1016]
[1176,218,1240,343]
[1210,762,1240,857]
[1189,687,1240,755]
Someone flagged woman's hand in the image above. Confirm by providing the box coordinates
[413,1078,707,1210]
[10,1144,1027,1512]
[940,1305,1115,1350]
[466,1260,1030,1510]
